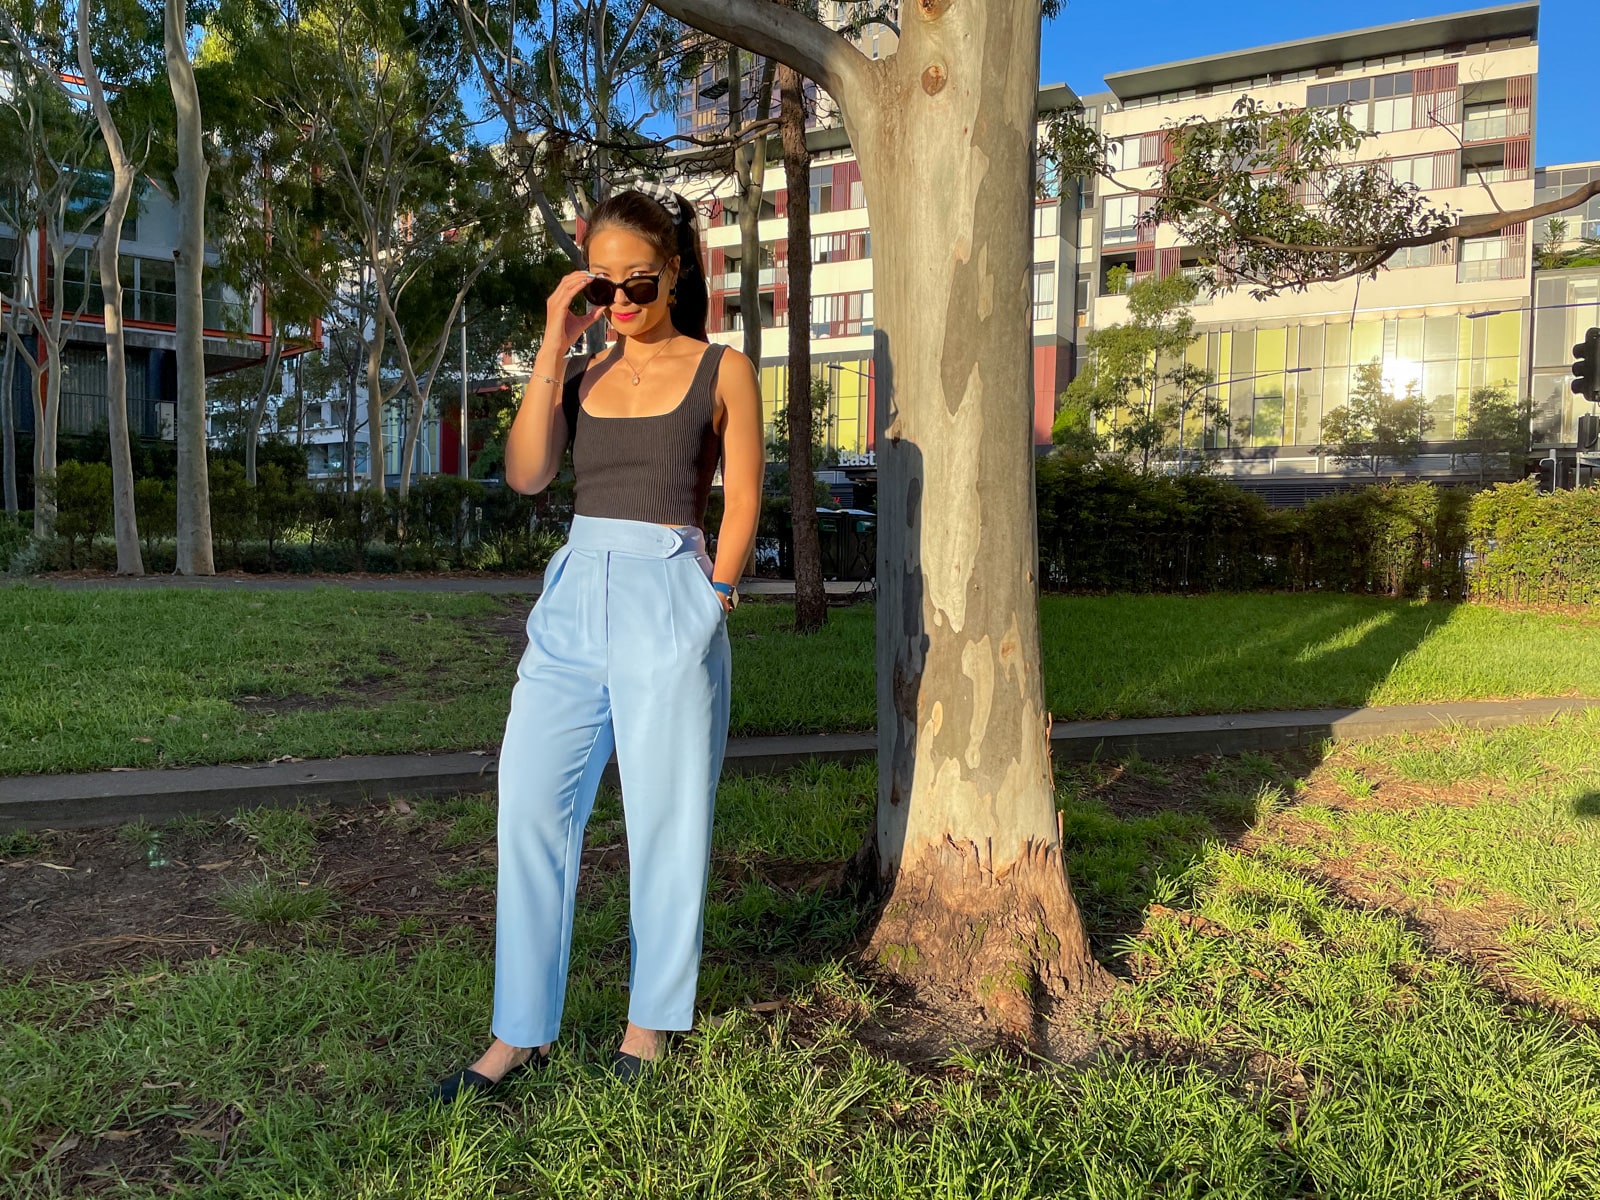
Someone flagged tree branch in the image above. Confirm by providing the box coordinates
[646,0,869,104]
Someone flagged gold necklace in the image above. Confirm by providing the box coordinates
[620,337,674,386]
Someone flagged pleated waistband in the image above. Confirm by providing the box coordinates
[563,513,706,559]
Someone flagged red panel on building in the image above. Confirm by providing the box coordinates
[1032,345,1057,446]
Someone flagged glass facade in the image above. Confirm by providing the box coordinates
[756,358,872,457]
[1130,311,1525,450]
[1531,269,1600,445]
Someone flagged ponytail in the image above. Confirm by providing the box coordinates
[668,192,709,342]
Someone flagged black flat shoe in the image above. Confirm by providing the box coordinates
[609,1049,656,1082]
[427,1048,549,1105]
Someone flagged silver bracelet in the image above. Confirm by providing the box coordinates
[530,370,560,388]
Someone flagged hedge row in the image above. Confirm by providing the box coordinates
[1036,459,1474,598]
[8,458,1596,607]
[1468,482,1600,606]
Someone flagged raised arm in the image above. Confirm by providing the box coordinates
[504,271,604,494]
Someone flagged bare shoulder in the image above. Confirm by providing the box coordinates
[713,344,758,389]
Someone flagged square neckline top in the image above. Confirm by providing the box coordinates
[576,344,720,421]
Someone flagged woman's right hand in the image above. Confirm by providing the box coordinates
[542,270,606,359]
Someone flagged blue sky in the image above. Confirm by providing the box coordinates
[1041,0,1593,167]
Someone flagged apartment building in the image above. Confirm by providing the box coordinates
[1084,1,1542,499]
[2,185,268,446]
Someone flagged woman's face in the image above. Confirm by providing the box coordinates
[584,226,678,339]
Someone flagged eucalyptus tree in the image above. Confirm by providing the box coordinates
[76,0,161,572]
[0,6,107,537]
[161,0,217,571]
[250,0,523,496]
[453,0,708,270]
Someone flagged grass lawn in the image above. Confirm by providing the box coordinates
[2,585,1598,775]
[3,712,1598,1197]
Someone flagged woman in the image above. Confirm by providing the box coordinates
[430,184,764,1100]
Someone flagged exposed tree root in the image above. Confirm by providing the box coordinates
[857,833,1113,1048]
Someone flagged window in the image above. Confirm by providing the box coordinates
[1458,233,1522,283]
[1032,264,1055,324]
[811,291,872,338]
[1034,204,1059,239]
[1102,194,1141,247]
[58,248,99,314]
[1388,156,1434,189]
[811,231,870,263]
[1385,244,1435,270]
[1369,95,1413,133]
[1307,77,1371,110]
[1463,101,1509,144]
[810,163,864,214]
[0,235,16,299]
[1464,163,1511,187]
[116,256,178,324]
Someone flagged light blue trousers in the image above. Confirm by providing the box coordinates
[492,514,732,1048]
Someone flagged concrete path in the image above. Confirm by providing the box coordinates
[20,574,872,597]
[2,697,1593,831]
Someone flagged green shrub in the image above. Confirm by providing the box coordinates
[208,459,257,568]
[256,464,309,571]
[134,477,175,561]
[1469,482,1600,606]
[45,461,113,568]
[0,511,30,572]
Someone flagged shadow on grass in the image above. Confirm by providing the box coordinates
[1575,792,1600,819]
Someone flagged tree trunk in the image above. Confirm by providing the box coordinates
[780,59,827,634]
[734,52,775,583]
[31,336,60,539]
[645,0,1108,1035]
[79,0,144,575]
[855,3,1106,1033]
[365,324,386,491]
[1,334,15,514]
[244,327,285,485]
[166,0,215,574]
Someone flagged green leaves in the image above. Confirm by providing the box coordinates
[1042,94,1459,298]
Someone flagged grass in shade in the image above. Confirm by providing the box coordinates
[4,715,1600,1197]
[4,585,1599,775]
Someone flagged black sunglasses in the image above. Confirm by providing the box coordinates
[583,271,665,308]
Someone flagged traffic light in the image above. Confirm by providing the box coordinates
[1574,326,1600,404]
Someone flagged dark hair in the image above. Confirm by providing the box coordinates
[583,189,708,342]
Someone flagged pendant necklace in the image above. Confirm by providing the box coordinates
[621,337,673,386]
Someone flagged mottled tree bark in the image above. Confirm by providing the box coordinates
[648,0,1107,1029]
[166,0,215,573]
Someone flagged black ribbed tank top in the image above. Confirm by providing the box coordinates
[563,343,726,529]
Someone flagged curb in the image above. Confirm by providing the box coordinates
[2,698,1594,831]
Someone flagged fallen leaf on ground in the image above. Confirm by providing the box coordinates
[36,863,76,872]
[749,1001,784,1013]
[98,1130,140,1142]
[131,737,153,744]
[197,861,233,871]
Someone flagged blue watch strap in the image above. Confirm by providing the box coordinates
[711,582,734,597]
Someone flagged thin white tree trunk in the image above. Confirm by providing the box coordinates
[365,324,386,491]
[244,326,285,485]
[1,331,16,514]
[166,0,214,573]
[79,0,144,574]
